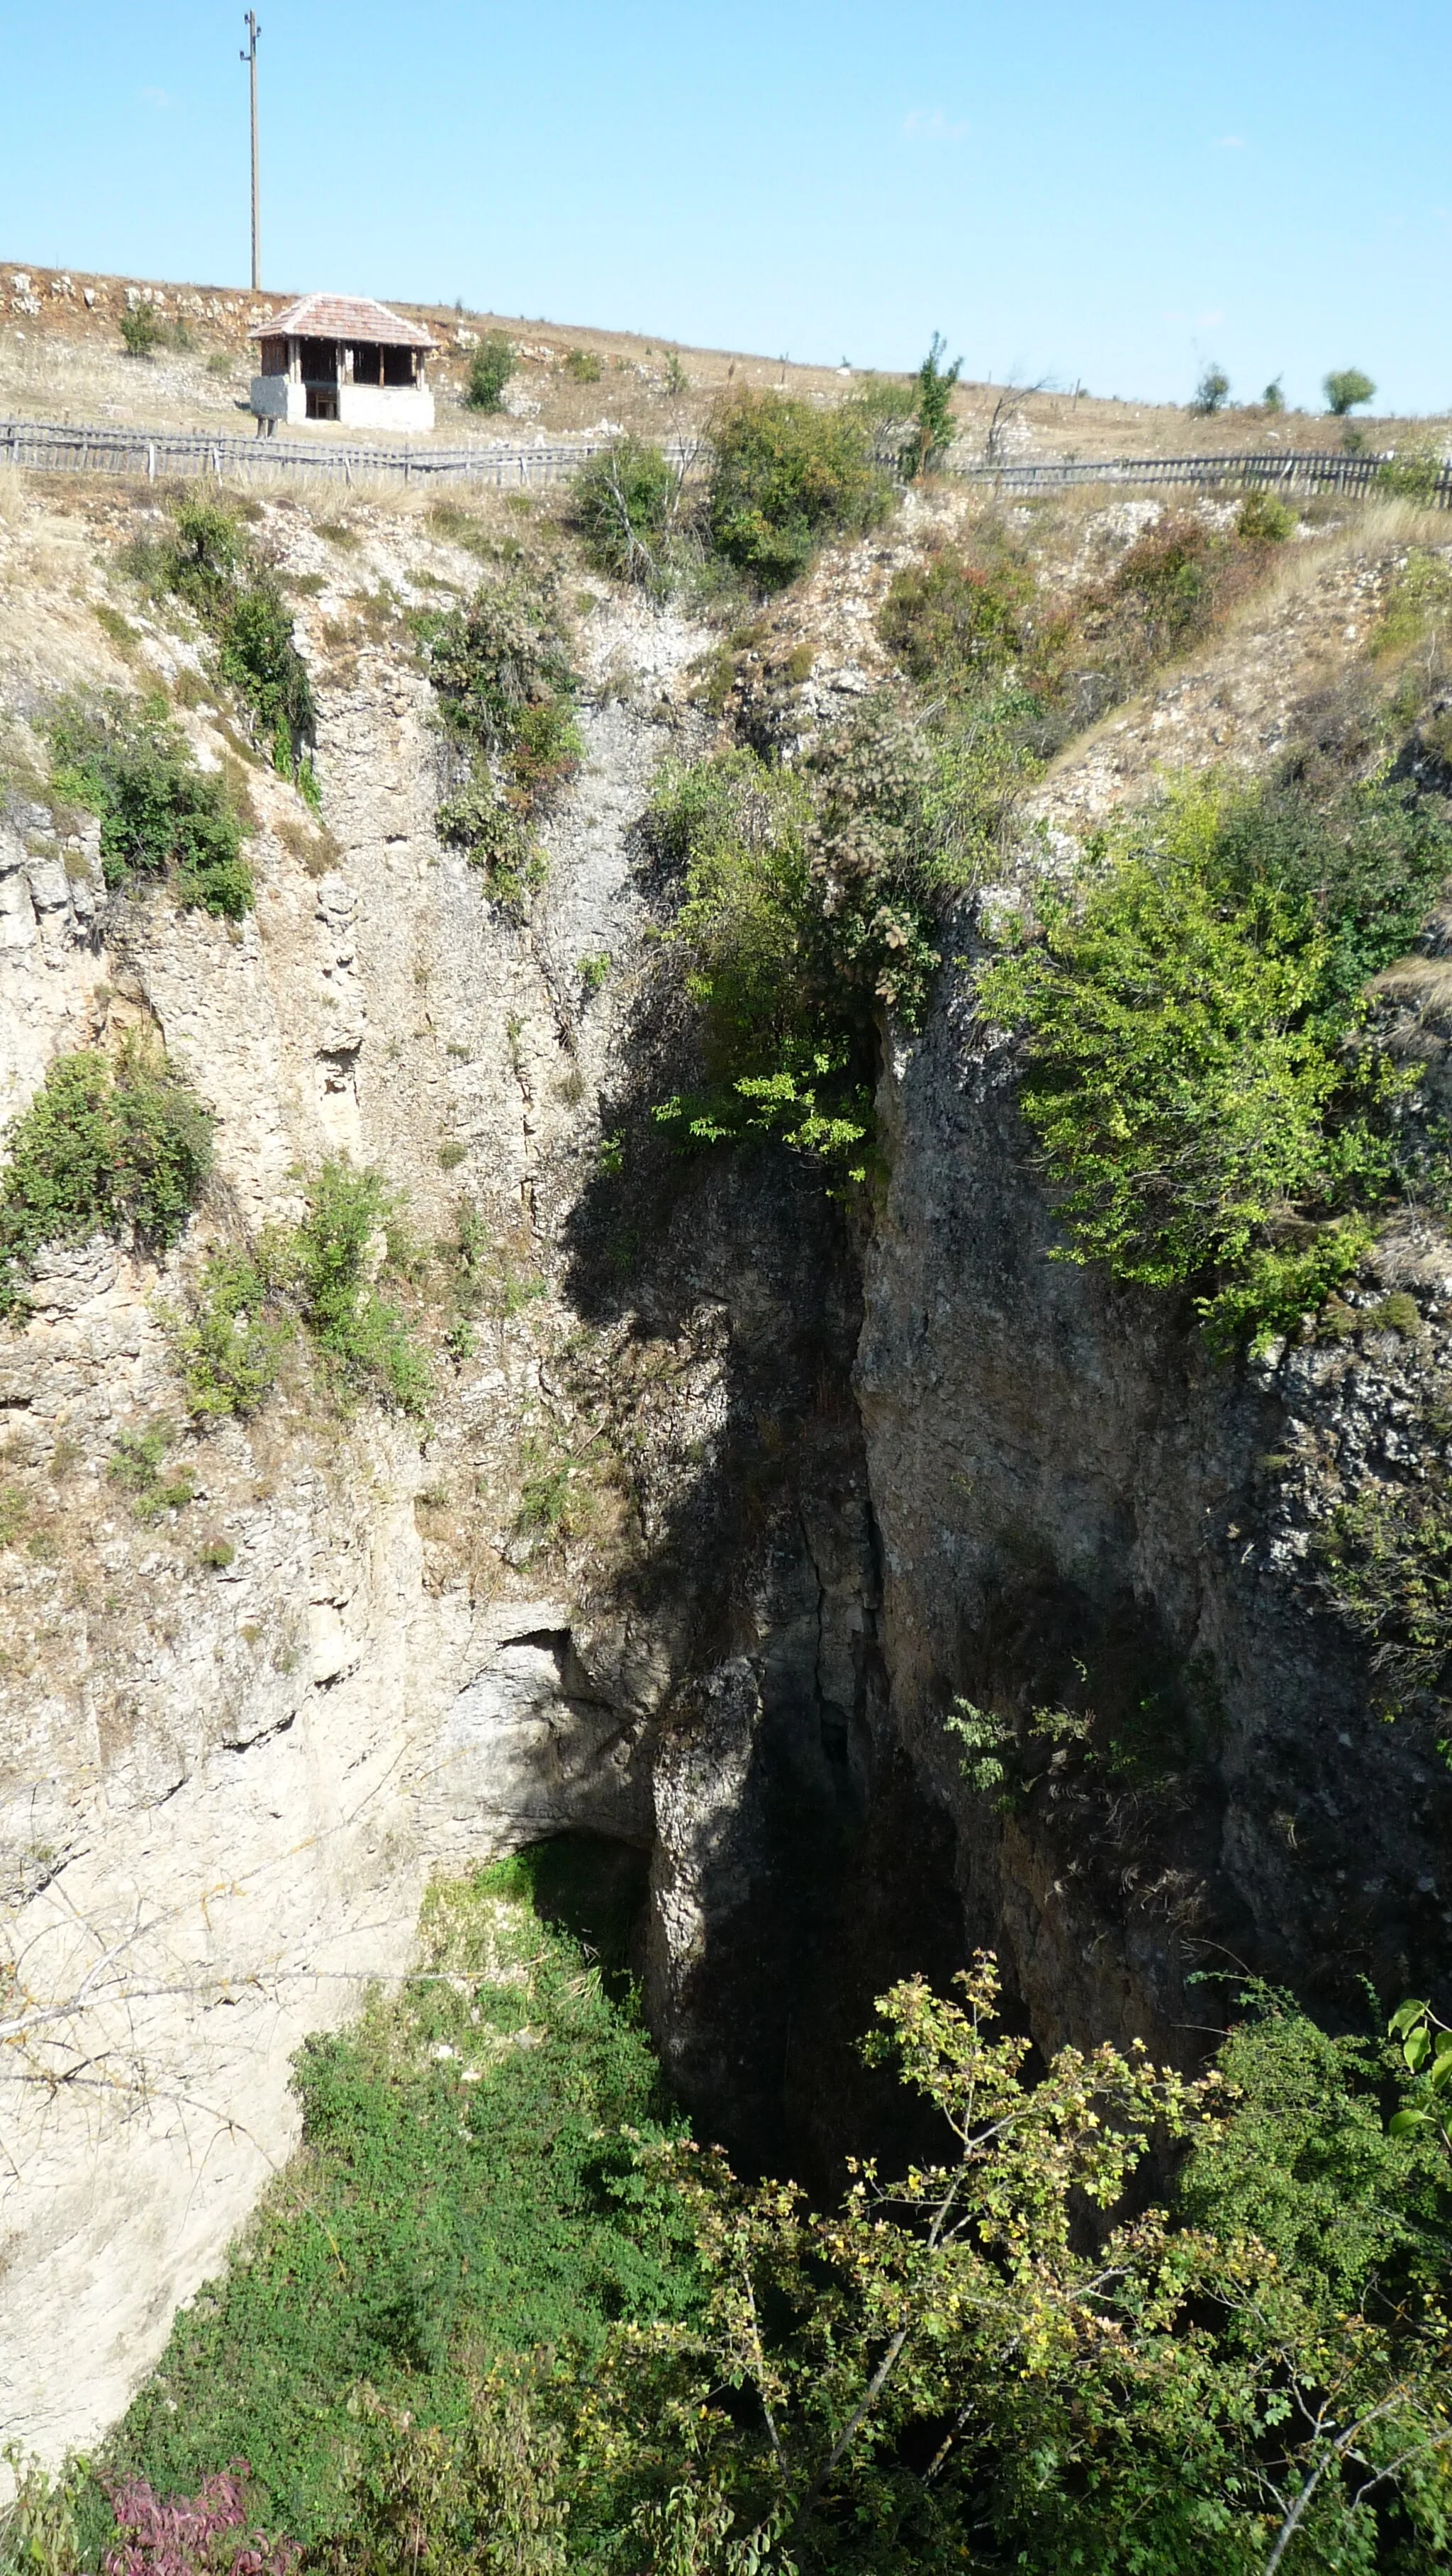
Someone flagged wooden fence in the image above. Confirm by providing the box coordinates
[0,416,1447,507]
[956,448,1452,503]
[0,418,696,488]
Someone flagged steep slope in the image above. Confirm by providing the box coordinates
[4,463,1452,2471]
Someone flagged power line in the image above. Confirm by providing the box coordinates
[240,13,262,292]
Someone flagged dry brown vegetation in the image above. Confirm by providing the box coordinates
[4,257,1446,464]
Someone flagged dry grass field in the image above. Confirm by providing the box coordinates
[4,256,1446,462]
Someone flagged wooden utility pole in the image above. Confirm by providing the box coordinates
[240,13,262,291]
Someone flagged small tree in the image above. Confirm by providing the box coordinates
[119,306,164,360]
[573,437,686,590]
[1262,376,1285,412]
[1325,366,1376,416]
[1190,362,1230,416]
[910,332,964,474]
[465,334,515,411]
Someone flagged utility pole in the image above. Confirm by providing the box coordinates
[240,13,261,291]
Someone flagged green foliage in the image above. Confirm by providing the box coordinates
[277,1160,430,1416]
[464,335,516,411]
[880,507,1291,744]
[108,1423,196,1521]
[1178,1985,1452,2305]
[705,390,892,591]
[1389,1998,1452,2154]
[167,1165,428,1421]
[564,348,603,384]
[0,1043,214,1320]
[905,333,962,476]
[1262,376,1286,412]
[416,582,580,910]
[1326,366,1377,415]
[1098,509,1249,664]
[1377,450,1448,505]
[976,771,1452,1349]
[119,306,163,359]
[877,551,1027,693]
[85,1939,1452,2574]
[47,693,254,917]
[1314,1469,1452,1715]
[0,2445,82,2576]
[217,580,317,764]
[109,1861,696,2544]
[574,1957,1452,2572]
[651,689,1037,1177]
[572,440,686,591]
[169,1245,292,1419]
[1190,362,1231,415]
[133,498,317,785]
[1234,488,1297,542]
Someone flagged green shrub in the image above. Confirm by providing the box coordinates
[1061,505,1312,711]
[119,306,163,359]
[134,498,317,786]
[1234,488,1296,543]
[564,347,603,383]
[416,582,580,909]
[308,1956,1450,2575]
[0,1043,214,1320]
[169,1245,292,1419]
[90,1908,1452,2574]
[976,772,1450,1350]
[878,551,1028,693]
[649,702,1009,1176]
[464,334,515,411]
[1179,1984,1452,2302]
[705,388,892,590]
[1190,362,1230,415]
[1325,366,1376,415]
[571,438,684,589]
[1262,376,1285,412]
[1377,449,1448,505]
[167,1166,428,1421]
[108,1423,196,1520]
[905,332,963,474]
[270,1160,429,1416]
[47,693,254,917]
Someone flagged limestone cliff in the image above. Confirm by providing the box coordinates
[4,471,1451,2468]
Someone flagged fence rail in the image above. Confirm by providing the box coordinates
[956,447,1452,503]
[0,416,1447,507]
[0,417,695,488]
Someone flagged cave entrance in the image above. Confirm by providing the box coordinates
[510,1833,651,2005]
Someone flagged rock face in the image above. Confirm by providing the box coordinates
[5,478,1451,2470]
[0,484,720,2460]
[857,969,1452,2065]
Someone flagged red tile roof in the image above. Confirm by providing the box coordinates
[254,293,436,349]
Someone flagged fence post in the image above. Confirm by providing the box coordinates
[147,442,156,483]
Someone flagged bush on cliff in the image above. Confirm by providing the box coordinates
[48,693,255,919]
[572,437,688,592]
[130,498,318,793]
[0,1041,214,1320]
[705,388,892,592]
[976,771,1452,1350]
[170,1160,429,1420]
[414,580,581,909]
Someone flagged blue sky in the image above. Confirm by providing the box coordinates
[1,1,1447,413]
